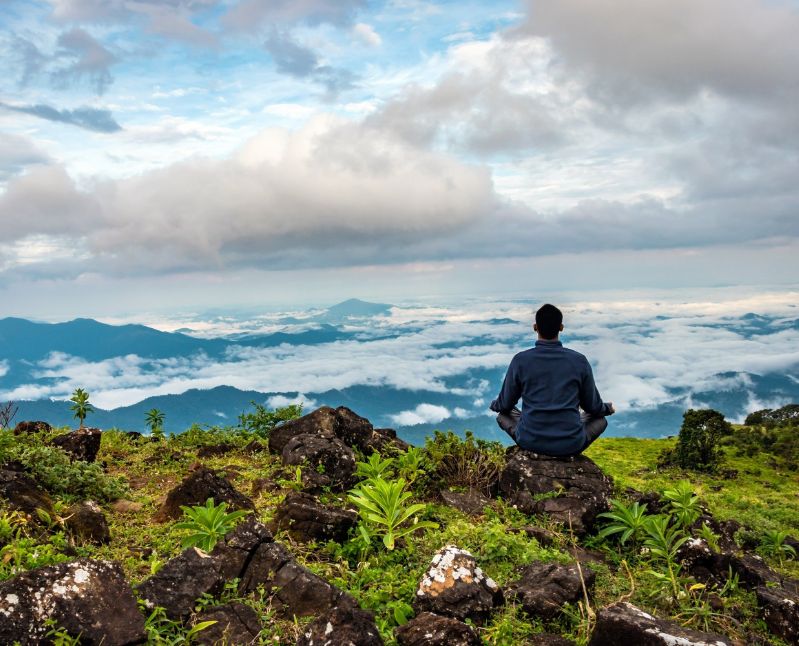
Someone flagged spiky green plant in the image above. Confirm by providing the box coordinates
[355,452,395,481]
[69,388,93,428]
[596,499,649,547]
[145,408,166,439]
[759,529,797,567]
[174,498,250,552]
[662,480,702,530]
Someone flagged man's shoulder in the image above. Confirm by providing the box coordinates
[561,345,589,361]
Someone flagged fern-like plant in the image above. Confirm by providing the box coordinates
[662,480,702,529]
[348,476,438,550]
[596,499,649,547]
[174,498,250,552]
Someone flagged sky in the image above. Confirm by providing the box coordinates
[1,0,798,317]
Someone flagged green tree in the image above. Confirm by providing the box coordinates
[69,388,93,428]
[145,408,166,439]
[672,409,730,471]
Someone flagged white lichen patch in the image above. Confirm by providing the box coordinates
[417,545,497,599]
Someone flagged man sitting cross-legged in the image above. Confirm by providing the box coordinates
[490,303,615,456]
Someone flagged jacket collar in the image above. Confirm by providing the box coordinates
[535,339,563,347]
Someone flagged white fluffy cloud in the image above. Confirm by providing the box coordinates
[391,403,451,426]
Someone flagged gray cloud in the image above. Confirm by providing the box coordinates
[224,0,366,30]
[11,36,49,86]
[0,102,122,132]
[51,28,116,94]
[0,133,50,180]
[264,30,357,97]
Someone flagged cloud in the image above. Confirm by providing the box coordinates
[11,36,49,86]
[353,23,381,47]
[52,28,116,94]
[263,30,357,97]
[266,393,317,409]
[224,0,366,30]
[391,404,451,426]
[0,102,122,132]
[0,133,50,180]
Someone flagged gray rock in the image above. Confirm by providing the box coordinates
[51,427,102,463]
[756,584,799,644]
[587,602,732,646]
[395,612,481,645]
[281,433,357,491]
[13,420,52,435]
[66,500,111,544]
[507,561,595,620]
[269,406,374,454]
[0,558,145,645]
[413,545,503,623]
[498,449,613,534]
[440,489,493,516]
[153,465,255,522]
[193,602,262,645]
[0,465,54,516]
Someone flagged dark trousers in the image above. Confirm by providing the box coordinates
[496,408,607,452]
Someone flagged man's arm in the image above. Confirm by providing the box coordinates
[490,358,522,414]
[579,359,614,416]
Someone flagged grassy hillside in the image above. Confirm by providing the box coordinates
[1,415,797,644]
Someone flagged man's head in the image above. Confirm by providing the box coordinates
[534,304,563,340]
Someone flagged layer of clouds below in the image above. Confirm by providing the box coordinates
[2,299,797,424]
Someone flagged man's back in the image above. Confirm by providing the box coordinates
[492,339,610,456]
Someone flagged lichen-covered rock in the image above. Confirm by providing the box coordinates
[413,545,503,623]
[587,602,732,646]
[440,489,493,516]
[66,500,111,544]
[364,427,411,454]
[297,604,383,645]
[0,465,54,516]
[153,465,255,522]
[756,584,799,644]
[193,602,262,645]
[507,561,595,620]
[51,427,102,463]
[281,433,357,491]
[0,558,145,645]
[272,491,358,542]
[269,406,374,454]
[498,449,613,534]
[395,612,481,646]
[13,420,52,435]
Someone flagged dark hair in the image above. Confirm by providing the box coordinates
[535,304,562,339]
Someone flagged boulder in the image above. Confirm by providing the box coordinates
[0,465,54,516]
[498,449,613,534]
[193,602,262,645]
[153,465,255,522]
[365,427,411,454]
[507,561,595,620]
[269,406,374,454]
[50,427,102,463]
[587,602,732,646]
[519,526,557,547]
[440,489,493,516]
[690,515,741,552]
[196,442,236,458]
[66,500,111,544]
[281,433,357,491]
[239,540,356,617]
[272,491,358,542]
[756,584,799,644]
[297,604,383,645]
[112,499,143,514]
[0,558,145,645]
[13,420,52,435]
[413,545,503,623]
[395,612,481,646]
[139,516,354,620]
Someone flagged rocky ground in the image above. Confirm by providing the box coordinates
[1,406,798,645]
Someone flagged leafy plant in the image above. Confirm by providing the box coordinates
[356,452,395,481]
[758,529,797,566]
[424,431,505,494]
[146,408,166,439]
[395,446,427,485]
[660,409,730,472]
[596,499,649,547]
[237,402,302,439]
[142,603,217,645]
[69,388,93,428]
[662,481,702,530]
[44,620,81,646]
[348,477,438,550]
[642,514,690,600]
[175,498,250,552]
[696,523,720,552]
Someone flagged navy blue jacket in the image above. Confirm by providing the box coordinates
[491,339,611,456]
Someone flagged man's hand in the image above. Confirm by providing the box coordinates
[607,402,616,415]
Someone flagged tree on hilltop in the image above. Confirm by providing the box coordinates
[69,388,93,428]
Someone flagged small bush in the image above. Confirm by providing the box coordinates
[424,431,505,494]
[175,498,250,552]
[237,402,302,439]
[660,409,730,472]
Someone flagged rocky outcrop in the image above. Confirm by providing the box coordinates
[587,602,732,646]
[281,434,357,491]
[65,500,111,544]
[395,612,481,646]
[139,516,355,620]
[269,406,374,454]
[439,489,493,516]
[297,604,383,645]
[756,583,799,644]
[193,602,262,645]
[0,559,145,645]
[153,465,255,522]
[413,545,502,623]
[507,561,595,620]
[13,420,52,435]
[51,427,102,463]
[271,491,358,542]
[0,464,54,516]
[498,449,613,534]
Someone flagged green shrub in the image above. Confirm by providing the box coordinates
[660,409,730,471]
[237,402,302,439]
[175,498,250,552]
[424,431,505,494]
